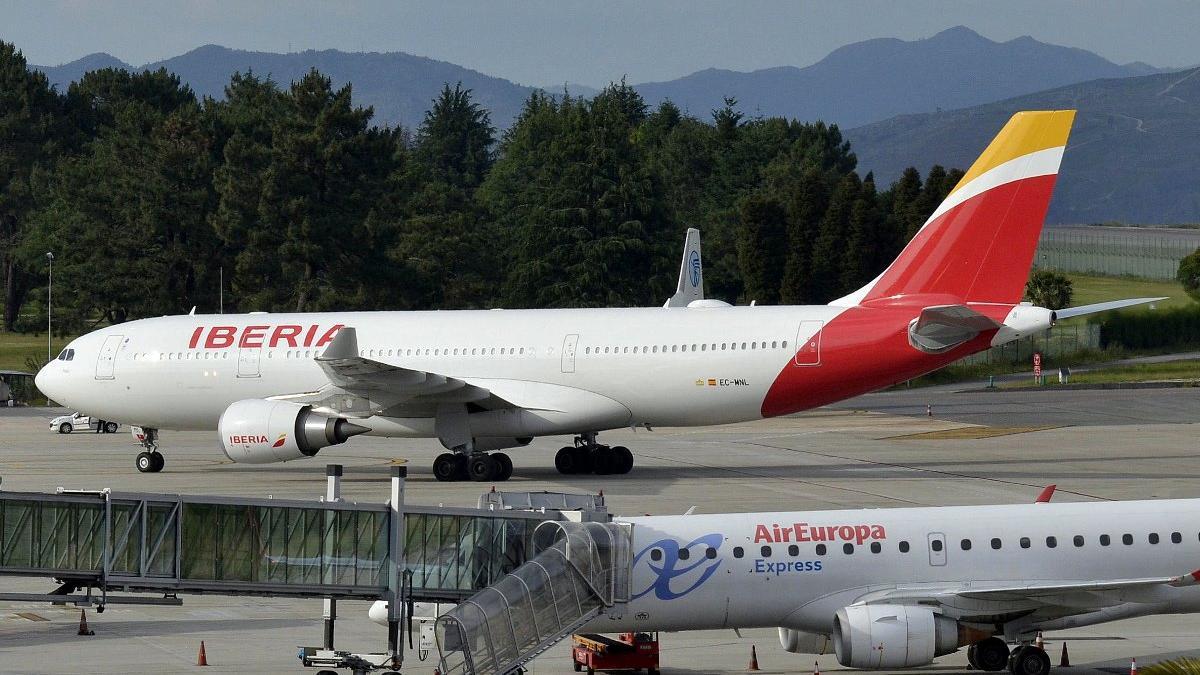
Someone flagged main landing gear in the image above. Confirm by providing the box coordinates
[433,451,513,483]
[554,434,634,476]
[134,427,165,473]
[967,637,1050,675]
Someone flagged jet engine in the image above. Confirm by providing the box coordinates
[778,628,831,655]
[218,399,369,463]
[832,604,959,669]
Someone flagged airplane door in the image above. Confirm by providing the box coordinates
[95,335,123,380]
[794,320,823,366]
[927,532,947,566]
[237,347,261,378]
[561,334,579,373]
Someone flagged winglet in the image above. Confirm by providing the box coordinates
[1034,484,1056,503]
[665,228,703,307]
[318,327,357,361]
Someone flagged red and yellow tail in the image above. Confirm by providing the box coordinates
[836,110,1076,306]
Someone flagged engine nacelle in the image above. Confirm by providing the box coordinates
[991,304,1056,345]
[779,628,831,655]
[833,604,959,669]
[219,399,369,464]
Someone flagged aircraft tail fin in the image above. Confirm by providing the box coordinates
[833,110,1076,307]
[665,227,703,307]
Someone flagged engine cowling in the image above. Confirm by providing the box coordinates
[991,304,1057,345]
[779,628,831,655]
[833,604,959,669]
[219,399,369,463]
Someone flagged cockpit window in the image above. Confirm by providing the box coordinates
[57,349,68,361]
[67,349,75,360]
[57,348,76,361]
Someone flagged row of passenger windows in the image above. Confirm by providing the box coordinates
[584,340,786,355]
[719,531,1200,559]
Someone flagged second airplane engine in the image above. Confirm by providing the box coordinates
[833,604,959,669]
[778,627,832,655]
[218,399,369,463]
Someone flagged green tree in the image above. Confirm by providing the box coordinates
[808,172,861,302]
[0,42,64,332]
[736,193,788,304]
[1024,269,1074,310]
[1178,247,1200,302]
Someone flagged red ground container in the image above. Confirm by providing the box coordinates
[570,632,660,674]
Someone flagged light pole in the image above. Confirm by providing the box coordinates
[46,252,54,363]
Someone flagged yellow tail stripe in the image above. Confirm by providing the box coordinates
[949,110,1076,195]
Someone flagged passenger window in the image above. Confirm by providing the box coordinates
[961,539,972,551]
[772,341,778,348]
[741,342,747,349]
[705,548,717,559]
[899,541,910,553]
[1100,534,1111,546]
[991,538,1002,550]
[1020,537,1031,549]
[788,544,799,556]
[760,546,772,557]
[1149,533,1160,544]
[751,342,757,349]
[733,547,744,559]
[782,341,788,348]
[1073,535,1085,547]
[815,544,826,556]
[870,542,881,554]
[650,549,662,562]
[1123,534,1133,545]
[1046,536,1057,548]
[700,344,706,351]
[931,539,943,552]
[843,543,854,555]
[1172,532,1182,544]
[678,548,690,560]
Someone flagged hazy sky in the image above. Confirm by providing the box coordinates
[5,1,1198,87]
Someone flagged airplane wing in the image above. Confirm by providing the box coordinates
[269,327,515,417]
[856,568,1200,617]
[664,228,703,307]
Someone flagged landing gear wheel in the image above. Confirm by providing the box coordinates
[591,446,615,475]
[104,422,118,433]
[150,452,165,472]
[136,452,154,473]
[974,637,1010,671]
[556,446,583,474]
[1008,645,1050,675]
[493,453,513,481]
[467,454,499,482]
[434,453,463,482]
[59,423,72,434]
[571,446,593,474]
[612,446,634,474]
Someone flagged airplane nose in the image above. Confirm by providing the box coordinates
[35,364,55,400]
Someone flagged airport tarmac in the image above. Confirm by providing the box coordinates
[1,385,1198,674]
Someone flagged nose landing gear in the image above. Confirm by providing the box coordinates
[133,427,165,473]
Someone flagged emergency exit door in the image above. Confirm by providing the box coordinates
[927,532,947,566]
[95,335,123,380]
[237,347,261,378]
[561,334,579,373]
[794,320,823,366]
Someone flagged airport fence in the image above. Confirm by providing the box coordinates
[1035,228,1199,280]
[953,323,1101,367]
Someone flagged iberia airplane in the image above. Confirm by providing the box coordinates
[34,110,1156,480]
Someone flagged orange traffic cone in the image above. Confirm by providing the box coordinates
[77,609,94,636]
[1130,657,1138,675]
[197,641,209,666]
[1035,631,1044,650]
[813,659,821,675]
[749,644,760,670]
[1060,642,1070,667]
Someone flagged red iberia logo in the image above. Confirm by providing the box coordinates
[754,522,886,546]
[272,433,288,448]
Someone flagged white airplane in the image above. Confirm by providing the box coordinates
[577,496,1200,674]
[34,110,1159,480]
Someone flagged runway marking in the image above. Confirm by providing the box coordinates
[886,425,1062,440]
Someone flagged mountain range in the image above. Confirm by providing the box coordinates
[846,67,1200,224]
[33,26,1165,131]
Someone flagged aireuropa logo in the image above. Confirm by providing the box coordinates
[631,533,722,601]
[689,250,701,288]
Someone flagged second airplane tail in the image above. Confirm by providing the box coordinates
[833,110,1076,307]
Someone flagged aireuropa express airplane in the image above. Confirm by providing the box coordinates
[35,110,1157,480]
[580,495,1200,674]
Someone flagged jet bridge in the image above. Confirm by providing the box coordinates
[435,519,632,675]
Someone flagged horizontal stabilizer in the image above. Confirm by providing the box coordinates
[1055,297,1167,320]
[908,305,1001,354]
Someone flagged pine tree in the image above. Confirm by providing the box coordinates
[779,168,827,304]
[736,193,788,304]
[809,173,861,302]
